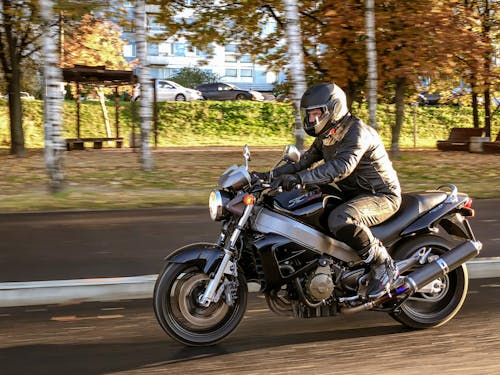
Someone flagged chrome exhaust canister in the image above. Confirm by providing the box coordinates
[341,240,482,314]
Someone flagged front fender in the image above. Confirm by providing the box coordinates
[165,242,224,275]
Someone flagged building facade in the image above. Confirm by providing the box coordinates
[121,2,278,92]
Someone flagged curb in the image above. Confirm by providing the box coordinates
[1,259,499,308]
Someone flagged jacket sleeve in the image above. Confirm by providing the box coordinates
[297,125,370,186]
[272,139,323,177]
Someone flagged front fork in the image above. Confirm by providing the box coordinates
[198,203,254,307]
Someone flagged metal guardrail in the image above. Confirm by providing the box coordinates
[1,259,499,308]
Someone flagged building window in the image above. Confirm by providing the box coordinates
[225,69,237,77]
[150,67,163,79]
[240,69,253,77]
[225,54,237,63]
[172,43,186,57]
[124,42,136,58]
[148,43,159,56]
[225,44,237,53]
[195,48,207,57]
[239,54,252,63]
[167,68,180,77]
[148,16,165,31]
[158,42,170,56]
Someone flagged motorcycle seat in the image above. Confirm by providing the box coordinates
[371,191,448,244]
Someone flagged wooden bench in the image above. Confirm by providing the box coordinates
[436,127,484,151]
[482,132,500,154]
[66,137,124,151]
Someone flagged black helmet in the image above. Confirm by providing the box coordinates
[300,83,348,137]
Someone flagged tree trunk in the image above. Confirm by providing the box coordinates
[135,0,154,171]
[7,67,25,157]
[3,0,25,157]
[345,80,357,110]
[40,0,65,192]
[481,0,492,138]
[471,81,480,128]
[484,88,491,138]
[282,0,306,151]
[96,86,112,138]
[391,77,406,158]
[365,0,378,129]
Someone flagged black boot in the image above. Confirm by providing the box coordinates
[363,242,399,299]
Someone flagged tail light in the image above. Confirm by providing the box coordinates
[460,198,474,217]
[464,198,473,209]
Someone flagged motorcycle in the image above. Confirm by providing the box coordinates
[153,144,481,346]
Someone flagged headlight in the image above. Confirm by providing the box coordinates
[209,190,230,221]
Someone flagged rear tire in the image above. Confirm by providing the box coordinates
[390,235,468,329]
[153,262,248,346]
[175,94,186,101]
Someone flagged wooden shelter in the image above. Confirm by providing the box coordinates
[62,65,137,150]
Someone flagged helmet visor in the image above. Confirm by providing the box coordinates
[301,105,330,134]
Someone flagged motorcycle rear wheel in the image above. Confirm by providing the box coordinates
[153,263,248,346]
[390,235,468,329]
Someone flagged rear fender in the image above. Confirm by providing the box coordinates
[400,195,471,238]
[440,213,476,240]
[165,242,224,274]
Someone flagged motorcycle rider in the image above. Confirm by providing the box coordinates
[255,83,401,299]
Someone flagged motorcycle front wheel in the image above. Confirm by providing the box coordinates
[390,235,468,329]
[153,263,248,346]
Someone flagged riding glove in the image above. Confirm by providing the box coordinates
[276,174,301,191]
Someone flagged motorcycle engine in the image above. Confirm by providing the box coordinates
[306,264,335,301]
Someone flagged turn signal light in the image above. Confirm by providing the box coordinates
[243,194,255,206]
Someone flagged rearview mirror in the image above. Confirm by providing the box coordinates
[282,144,301,163]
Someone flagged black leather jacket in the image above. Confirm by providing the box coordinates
[274,114,401,198]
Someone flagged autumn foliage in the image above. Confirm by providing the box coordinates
[61,14,131,70]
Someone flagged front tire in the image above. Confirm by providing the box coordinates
[390,235,468,329]
[153,262,248,346]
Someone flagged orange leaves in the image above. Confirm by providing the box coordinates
[62,14,131,71]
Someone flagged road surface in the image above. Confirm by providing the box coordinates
[1,278,499,375]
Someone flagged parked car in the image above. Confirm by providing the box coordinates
[132,80,203,102]
[195,82,264,101]
[2,91,35,100]
[417,91,441,105]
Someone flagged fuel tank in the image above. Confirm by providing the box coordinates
[251,207,360,263]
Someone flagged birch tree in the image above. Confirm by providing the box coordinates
[283,0,307,151]
[365,0,378,129]
[40,0,65,192]
[135,0,154,171]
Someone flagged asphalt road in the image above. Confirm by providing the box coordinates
[0,199,498,282]
[1,278,500,375]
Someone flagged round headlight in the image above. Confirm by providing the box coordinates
[209,190,224,221]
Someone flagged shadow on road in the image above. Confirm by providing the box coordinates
[0,323,407,375]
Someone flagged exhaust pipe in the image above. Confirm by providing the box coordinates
[341,240,482,314]
[403,240,482,293]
